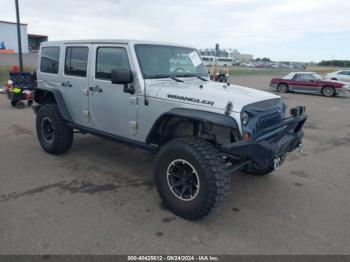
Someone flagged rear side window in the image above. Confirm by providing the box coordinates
[95,47,130,80]
[64,47,89,77]
[300,74,315,81]
[40,47,60,74]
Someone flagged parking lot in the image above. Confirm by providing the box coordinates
[0,75,349,255]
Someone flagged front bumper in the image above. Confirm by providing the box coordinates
[336,87,350,95]
[221,108,307,170]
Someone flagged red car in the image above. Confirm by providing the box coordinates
[270,72,350,97]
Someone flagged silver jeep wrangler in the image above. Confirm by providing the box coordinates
[34,40,307,219]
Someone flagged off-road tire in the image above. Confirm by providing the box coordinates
[154,137,230,220]
[322,86,335,97]
[36,104,73,154]
[278,83,289,93]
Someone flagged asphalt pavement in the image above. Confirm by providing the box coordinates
[0,76,349,254]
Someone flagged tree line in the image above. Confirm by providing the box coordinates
[319,60,350,67]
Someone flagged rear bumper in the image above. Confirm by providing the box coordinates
[221,109,307,170]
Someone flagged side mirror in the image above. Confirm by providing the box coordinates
[111,69,135,94]
[111,69,133,84]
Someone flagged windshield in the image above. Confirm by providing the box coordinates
[135,44,208,79]
[312,73,323,80]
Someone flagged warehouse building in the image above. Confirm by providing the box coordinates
[0,20,47,53]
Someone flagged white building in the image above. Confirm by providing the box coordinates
[229,49,253,62]
[0,20,29,53]
[201,56,234,66]
[200,48,253,65]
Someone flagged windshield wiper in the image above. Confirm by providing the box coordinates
[174,73,208,82]
[147,74,184,82]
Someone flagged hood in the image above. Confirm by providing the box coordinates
[146,79,280,112]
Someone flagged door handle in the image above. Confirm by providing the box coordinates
[61,81,72,87]
[89,86,103,92]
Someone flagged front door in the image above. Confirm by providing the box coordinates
[88,44,138,138]
[291,74,319,93]
[60,44,91,126]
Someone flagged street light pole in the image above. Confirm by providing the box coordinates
[15,0,23,72]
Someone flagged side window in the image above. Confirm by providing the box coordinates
[65,47,89,77]
[300,74,314,81]
[40,47,60,74]
[95,47,130,80]
[293,74,301,81]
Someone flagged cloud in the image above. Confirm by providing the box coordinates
[1,0,349,60]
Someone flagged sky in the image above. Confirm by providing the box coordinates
[1,0,349,62]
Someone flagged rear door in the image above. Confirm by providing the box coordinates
[87,44,138,138]
[60,44,91,126]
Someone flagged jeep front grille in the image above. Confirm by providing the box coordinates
[254,111,282,133]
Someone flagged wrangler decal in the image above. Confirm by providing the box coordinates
[167,94,215,106]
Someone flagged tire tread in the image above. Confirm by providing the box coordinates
[154,137,230,220]
[36,104,73,154]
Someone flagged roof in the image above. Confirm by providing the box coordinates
[28,34,48,38]
[0,20,27,26]
[282,72,318,80]
[40,39,195,49]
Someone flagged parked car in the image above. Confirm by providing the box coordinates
[270,72,350,97]
[33,40,307,219]
[325,69,350,82]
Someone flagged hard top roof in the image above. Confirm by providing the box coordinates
[40,39,195,49]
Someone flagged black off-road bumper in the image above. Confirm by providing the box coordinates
[221,107,307,170]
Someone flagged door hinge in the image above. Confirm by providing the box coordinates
[82,89,90,96]
[83,110,90,121]
[129,96,138,104]
[129,121,138,136]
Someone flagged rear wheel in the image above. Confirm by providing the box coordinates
[15,101,25,109]
[322,86,335,97]
[36,104,73,154]
[154,137,230,220]
[278,83,289,93]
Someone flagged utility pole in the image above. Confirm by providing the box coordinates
[15,0,23,72]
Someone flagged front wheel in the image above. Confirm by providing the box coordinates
[154,137,230,220]
[36,104,73,154]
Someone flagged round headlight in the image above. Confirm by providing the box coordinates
[241,112,250,125]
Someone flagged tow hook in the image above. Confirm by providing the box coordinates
[298,141,304,153]
[273,157,281,170]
